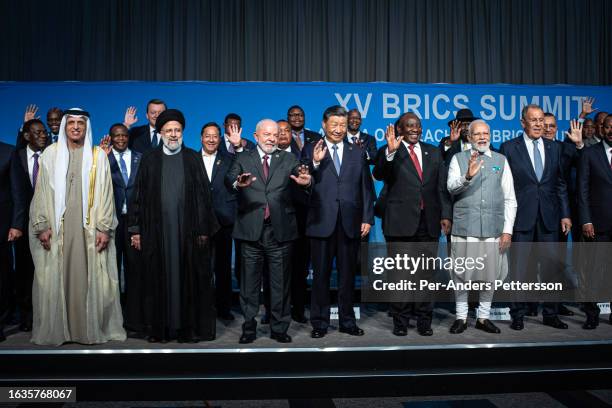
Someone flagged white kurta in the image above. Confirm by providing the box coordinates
[29,143,126,346]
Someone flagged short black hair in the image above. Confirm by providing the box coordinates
[322,105,348,122]
[287,105,304,115]
[146,99,166,112]
[224,113,242,124]
[201,121,221,135]
[24,118,45,133]
[47,107,63,117]
[108,123,128,135]
[543,112,556,119]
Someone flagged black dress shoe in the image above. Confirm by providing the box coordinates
[311,328,327,338]
[475,319,501,334]
[239,332,256,344]
[609,314,612,325]
[147,336,167,343]
[510,319,524,330]
[543,316,568,329]
[525,310,538,317]
[218,311,235,321]
[392,325,407,336]
[291,313,308,324]
[0,329,5,343]
[260,314,270,325]
[558,305,574,316]
[339,326,365,336]
[19,323,32,332]
[417,324,433,336]
[582,318,599,330]
[270,332,292,343]
[450,319,468,334]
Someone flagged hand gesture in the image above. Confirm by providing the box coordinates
[385,123,402,153]
[564,119,583,146]
[499,233,512,253]
[236,172,256,188]
[312,139,328,163]
[95,231,110,253]
[360,223,371,238]
[123,106,138,128]
[449,120,461,142]
[99,134,112,154]
[582,224,595,240]
[290,164,311,186]
[228,124,243,147]
[38,228,52,251]
[466,151,483,179]
[7,228,23,241]
[440,219,452,235]
[24,104,39,123]
[131,234,141,250]
[561,218,572,235]
[579,97,598,118]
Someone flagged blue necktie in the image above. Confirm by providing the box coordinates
[119,151,129,186]
[532,139,543,181]
[151,130,158,147]
[332,144,341,174]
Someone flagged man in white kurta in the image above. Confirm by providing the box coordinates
[447,120,517,334]
[29,108,126,346]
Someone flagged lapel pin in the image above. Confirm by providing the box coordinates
[424,151,429,155]
[275,154,280,158]
[216,160,221,166]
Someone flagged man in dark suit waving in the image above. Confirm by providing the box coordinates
[373,112,452,337]
[226,119,312,344]
[499,104,572,331]
[302,105,375,339]
[123,99,166,154]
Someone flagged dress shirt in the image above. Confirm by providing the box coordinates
[447,149,517,235]
[112,147,132,214]
[523,133,546,173]
[313,138,344,169]
[385,140,423,169]
[26,145,42,186]
[201,149,217,181]
[605,140,612,166]
[292,129,305,147]
[444,139,471,152]
[347,131,361,144]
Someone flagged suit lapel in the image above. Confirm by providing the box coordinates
[339,141,354,178]
[419,142,431,183]
[249,149,265,182]
[19,149,28,175]
[401,143,420,182]
[596,142,612,182]
[267,150,283,183]
[515,137,539,183]
[543,140,553,181]
[108,153,126,188]
[127,153,140,187]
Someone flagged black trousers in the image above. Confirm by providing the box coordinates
[310,218,359,331]
[583,230,612,319]
[13,235,34,326]
[387,210,436,328]
[240,223,292,336]
[212,225,234,315]
[116,214,144,331]
[510,216,560,320]
[0,241,13,330]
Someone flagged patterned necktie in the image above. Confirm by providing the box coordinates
[119,151,129,186]
[227,139,235,154]
[352,136,358,144]
[32,153,39,189]
[533,139,543,181]
[262,155,270,220]
[332,144,341,174]
[151,130,158,147]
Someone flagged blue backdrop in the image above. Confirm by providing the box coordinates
[2,81,610,242]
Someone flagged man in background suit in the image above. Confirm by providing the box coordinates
[499,104,572,331]
[219,113,256,155]
[288,105,322,151]
[106,123,142,331]
[123,99,166,154]
[373,112,452,337]
[346,108,378,164]
[16,105,63,148]
[200,121,239,321]
[438,109,477,166]
[11,119,48,332]
[226,119,312,344]
[579,114,612,329]
[0,141,27,341]
[303,105,375,339]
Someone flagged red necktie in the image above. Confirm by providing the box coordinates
[263,155,270,220]
[409,144,424,209]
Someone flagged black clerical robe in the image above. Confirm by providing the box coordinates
[128,146,220,341]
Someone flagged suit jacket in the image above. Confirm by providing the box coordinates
[558,139,582,208]
[226,148,307,242]
[218,137,256,156]
[129,124,158,154]
[302,129,322,145]
[499,135,570,233]
[302,140,375,239]
[578,141,612,232]
[0,142,27,242]
[9,148,36,231]
[373,141,452,238]
[345,132,378,164]
[108,149,142,217]
[203,150,237,227]
[438,137,462,166]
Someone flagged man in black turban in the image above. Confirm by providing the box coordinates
[129,109,220,342]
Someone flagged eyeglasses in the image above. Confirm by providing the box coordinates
[526,118,545,125]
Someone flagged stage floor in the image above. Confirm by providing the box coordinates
[2,305,611,351]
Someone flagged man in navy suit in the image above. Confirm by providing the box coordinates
[373,112,452,337]
[346,108,378,164]
[200,122,239,321]
[16,105,63,148]
[11,119,48,332]
[219,113,256,155]
[499,104,572,331]
[288,105,322,151]
[302,105,375,338]
[106,123,142,331]
[124,99,166,154]
[578,114,612,329]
